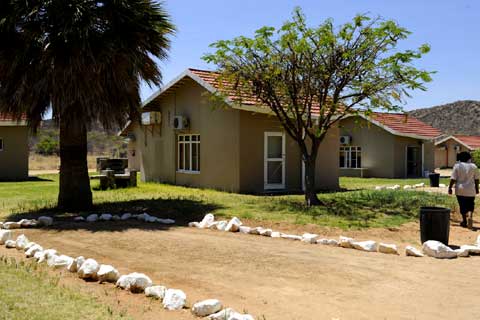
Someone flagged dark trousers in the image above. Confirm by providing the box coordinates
[456,196,475,222]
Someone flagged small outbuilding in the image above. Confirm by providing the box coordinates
[120,68,339,193]
[339,113,441,178]
[434,135,480,168]
[0,114,29,180]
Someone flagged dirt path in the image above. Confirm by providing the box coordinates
[2,221,480,320]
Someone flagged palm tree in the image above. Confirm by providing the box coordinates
[0,0,174,210]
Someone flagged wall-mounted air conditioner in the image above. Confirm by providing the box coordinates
[173,116,189,130]
[340,136,351,145]
[454,145,461,152]
[141,112,162,125]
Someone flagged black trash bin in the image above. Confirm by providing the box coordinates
[428,173,440,187]
[420,206,450,245]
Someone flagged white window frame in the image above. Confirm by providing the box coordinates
[0,138,3,151]
[177,134,200,174]
[264,132,286,190]
[340,146,362,169]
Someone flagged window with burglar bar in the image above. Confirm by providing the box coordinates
[339,146,362,169]
[177,134,200,173]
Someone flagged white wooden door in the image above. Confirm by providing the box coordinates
[264,132,285,190]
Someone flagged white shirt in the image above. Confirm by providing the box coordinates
[451,162,480,197]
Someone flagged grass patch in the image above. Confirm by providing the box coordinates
[0,175,457,229]
[0,256,129,320]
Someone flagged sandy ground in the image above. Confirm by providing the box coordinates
[2,219,480,320]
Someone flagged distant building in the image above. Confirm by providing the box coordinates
[0,114,29,180]
[434,135,480,168]
[339,113,441,178]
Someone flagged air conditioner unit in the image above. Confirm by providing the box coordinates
[454,145,461,152]
[173,116,189,130]
[126,133,136,142]
[141,112,162,125]
[340,136,351,145]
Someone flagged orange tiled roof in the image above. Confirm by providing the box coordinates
[370,112,442,139]
[0,113,27,122]
[453,135,480,150]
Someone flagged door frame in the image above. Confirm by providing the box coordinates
[264,132,286,190]
[405,144,424,178]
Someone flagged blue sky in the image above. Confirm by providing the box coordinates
[140,0,480,111]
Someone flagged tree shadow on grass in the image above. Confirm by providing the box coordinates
[4,198,221,233]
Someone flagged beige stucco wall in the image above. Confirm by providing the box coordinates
[238,112,339,193]
[133,79,241,192]
[339,117,395,178]
[435,138,469,168]
[339,117,435,178]
[0,126,29,180]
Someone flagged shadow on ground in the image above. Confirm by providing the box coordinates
[4,198,220,233]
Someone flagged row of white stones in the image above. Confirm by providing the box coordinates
[0,230,254,319]
[375,183,447,191]
[74,212,176,225]
[190,214,480,259]
[0,216,53,230]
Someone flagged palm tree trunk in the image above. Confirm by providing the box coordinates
[58,118,92,210]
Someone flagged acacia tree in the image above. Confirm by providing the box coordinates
[204,8,432,206]
[0,0,174,210]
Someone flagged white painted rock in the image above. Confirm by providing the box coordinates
[67,256,81,272]
[145,285,167,299]
[271,231,282,238]
[51,255,74,269]
[33,250,44,261]
[405,246,424,257]
[413,183,425,188]
[225,217,242,232]
[387,185,400,190]
[216,221,228,231]
[37,249,57,263]
[38,216,53,227]
[422,240,457,259]
[25,244,43,258]
[0,230,13,244]
[156,218,175,224]
[207,222,219,230]
[116,273,152,293]
[239,226,251,234]
[189,222,200,228]
[281,234,302,241]
[46,254,58,267]
[163,289,187,310]
[378,243,399,255]
[3,222,21,229]
[112,215,121,221]
[97,264,120,283]
[301,233,319,244]
[403,185,412,190]
[208,308,236,320]
[15,234,29,250]
[136,213,149,221]
[5,240,16,248]
[99,214,112,221]
[19,219,38,228]
[146,215,157,223]
[439,183,447,188]
[476,235,480,247]
[86,214,98,222]
[78,258,100,279]
[248,227,262,235]
[460,245,480,255]
[259,228,273,237]
[75,256,86,271]
[74,216,85,222]
[199,214,215,228]
[228,312,255,320]
[375,186,385,190]
[352,240,377,252]
[191,299,223,317]
[455,248,470,257]
[24,242,36,251]
[339,236,354,248]
[121,213,132,220]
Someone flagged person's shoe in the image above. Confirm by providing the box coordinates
[460,221,467,228]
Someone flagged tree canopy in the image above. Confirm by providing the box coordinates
[204,8,432,205]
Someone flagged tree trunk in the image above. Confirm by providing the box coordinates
[58,118,93,211]
[304,155,321,206]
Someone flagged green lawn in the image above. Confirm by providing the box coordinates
[0,256,129,320]
[0,175,456,229]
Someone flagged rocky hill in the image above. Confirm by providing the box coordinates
[409,100,480,136]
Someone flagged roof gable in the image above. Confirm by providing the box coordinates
[436,135,480,150]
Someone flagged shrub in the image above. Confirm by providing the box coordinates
[35,136,59,155]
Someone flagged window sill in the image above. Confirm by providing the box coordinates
[340,168,365,170]
[177,170,200,175]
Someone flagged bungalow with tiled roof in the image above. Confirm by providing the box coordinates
[339,113,442,178]
[434,135,480,168]
[0,114,29,180]
[120,68,339,193]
